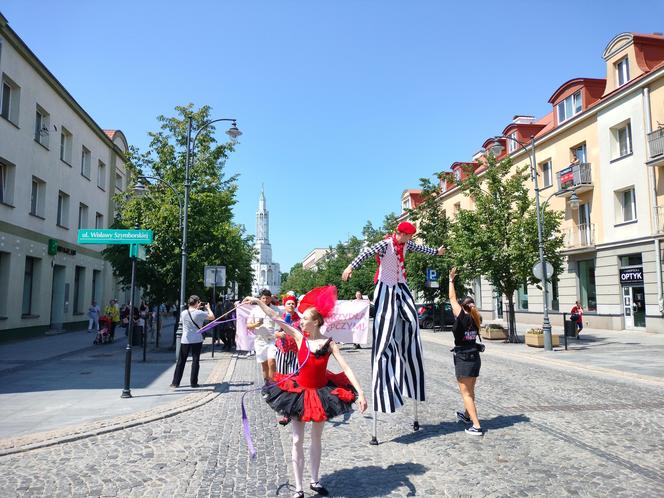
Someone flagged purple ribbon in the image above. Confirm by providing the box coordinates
[240,345,310,459]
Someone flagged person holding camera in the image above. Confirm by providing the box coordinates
[170,295,214,388]
[448,268,484,436]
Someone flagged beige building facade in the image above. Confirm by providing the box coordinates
[402,32,664,333]
[0,14,129,339]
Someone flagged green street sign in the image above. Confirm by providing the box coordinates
[129,244,147,260]
[77,229,153,245]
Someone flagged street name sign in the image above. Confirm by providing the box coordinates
[205,266,226,287]
[77,229,153,245]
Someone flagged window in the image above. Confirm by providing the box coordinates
[30,176,46,217]
[557,91,582,123]
[614,122,632,158]
[78,203,88,229]
[578,259,597,312]
[0,158,15,205]
[616,57,630,87]
[550,275,560,312]
[454,170,461,182]
[402,197,411,211]
[620,254,642,267]
[572,143,587,163]
[1,74,20,125]
[115,171,123,192]
[97,160,106,190]
[81,146,91,179]
[57,191,70,228]
[0,251,9,318]
[22,256,37,315]
[517,282,529,310]
[60,127,72,164]
[95,212,104,229]
[540,160,552,188]
[507,132,518,153]
[617,187,637,223]
[34,105,50,148]
[453,202,461,216]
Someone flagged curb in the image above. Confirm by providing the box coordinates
[0,352,237,457]
[421,331,664,387]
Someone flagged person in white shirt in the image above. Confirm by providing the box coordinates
[87,300,101,333]
[170,295,214,388]
[247,289,280,383]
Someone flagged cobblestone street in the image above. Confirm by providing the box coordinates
[1,334,663,497]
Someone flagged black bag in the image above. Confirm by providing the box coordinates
[570,313,579,322]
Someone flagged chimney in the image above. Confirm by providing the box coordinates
[512,115,535,125]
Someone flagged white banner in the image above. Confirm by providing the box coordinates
[322,300,370,345]
[234,304,255,351]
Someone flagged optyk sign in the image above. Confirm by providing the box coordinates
[619,267,643,285]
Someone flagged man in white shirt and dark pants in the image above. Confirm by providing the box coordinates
[170,295,214,388]
[247,289,280,384]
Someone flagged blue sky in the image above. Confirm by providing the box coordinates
[3,1,663,273]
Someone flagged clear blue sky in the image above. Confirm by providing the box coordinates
[3,1,663,273]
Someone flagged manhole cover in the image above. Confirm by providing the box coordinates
[79,371,92,375]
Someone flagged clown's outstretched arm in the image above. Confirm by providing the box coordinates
[342,239,389,281]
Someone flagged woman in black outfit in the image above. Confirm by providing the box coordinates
[448,268,484,436]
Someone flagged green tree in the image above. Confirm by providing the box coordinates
[104,104,255,306]
[448,155,564,342]
[404,176,453,303]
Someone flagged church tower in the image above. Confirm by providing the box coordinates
[251,187,281,296]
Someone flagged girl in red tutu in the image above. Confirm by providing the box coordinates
[243,286,367,498]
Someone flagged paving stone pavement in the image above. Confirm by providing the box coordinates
[0,339,663,497]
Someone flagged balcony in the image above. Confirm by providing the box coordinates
[564,223,595,250]
[556,162,593,196]
[656,206,664,233]
[647,128,664,166]
[648,128,664,158]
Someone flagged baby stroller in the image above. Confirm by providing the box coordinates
[94,316,112,345]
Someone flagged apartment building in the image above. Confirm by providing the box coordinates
[0,13,128,339]
[401,32,664,333]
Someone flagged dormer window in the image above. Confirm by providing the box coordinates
[454,170,461,182]
[507,132,518,153]
[616,57,630,87]
[557,91,582,124]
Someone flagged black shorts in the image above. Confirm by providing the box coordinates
[454,350,481,379]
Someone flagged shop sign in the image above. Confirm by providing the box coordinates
[619,267,643,285]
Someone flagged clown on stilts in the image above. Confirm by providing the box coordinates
[342,221,445,443]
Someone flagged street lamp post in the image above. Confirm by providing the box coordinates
[121,222,140,398]
[489,135,554,351]
[175,116,242,360]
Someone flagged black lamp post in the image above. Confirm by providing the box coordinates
[121,222,140,398]
[175,116,242,360]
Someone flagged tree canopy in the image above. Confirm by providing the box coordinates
[104,104,255,306]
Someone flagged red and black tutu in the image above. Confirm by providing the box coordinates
[262,338,357,422]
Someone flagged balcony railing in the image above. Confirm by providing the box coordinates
[557,162,592,193]
[648,128,664,159]
[656,206,664,233]
[564,223,595,248]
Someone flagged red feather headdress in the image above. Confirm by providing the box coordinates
[297,285,337,318]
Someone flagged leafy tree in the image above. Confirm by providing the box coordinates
[104,104,255,307]
[448,155,564,342]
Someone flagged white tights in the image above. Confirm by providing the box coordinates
[290,420,324,492]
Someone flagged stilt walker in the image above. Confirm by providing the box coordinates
[342,221,445,443]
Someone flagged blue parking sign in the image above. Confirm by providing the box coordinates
[426,268,438,281]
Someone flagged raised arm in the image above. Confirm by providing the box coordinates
[242,297,304,343]
[406,239,446,256]
[330,342,367,412]
[448,267,462,318]
[342,239,389,281]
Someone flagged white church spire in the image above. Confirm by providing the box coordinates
[251,187,281,295]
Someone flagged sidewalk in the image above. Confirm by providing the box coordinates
[422,320,664,385]
[0,318,234,454]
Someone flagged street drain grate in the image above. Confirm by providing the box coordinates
[90,353,113,358]
[79,371,92,375]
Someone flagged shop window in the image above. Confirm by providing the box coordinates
[578,259,597,312]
